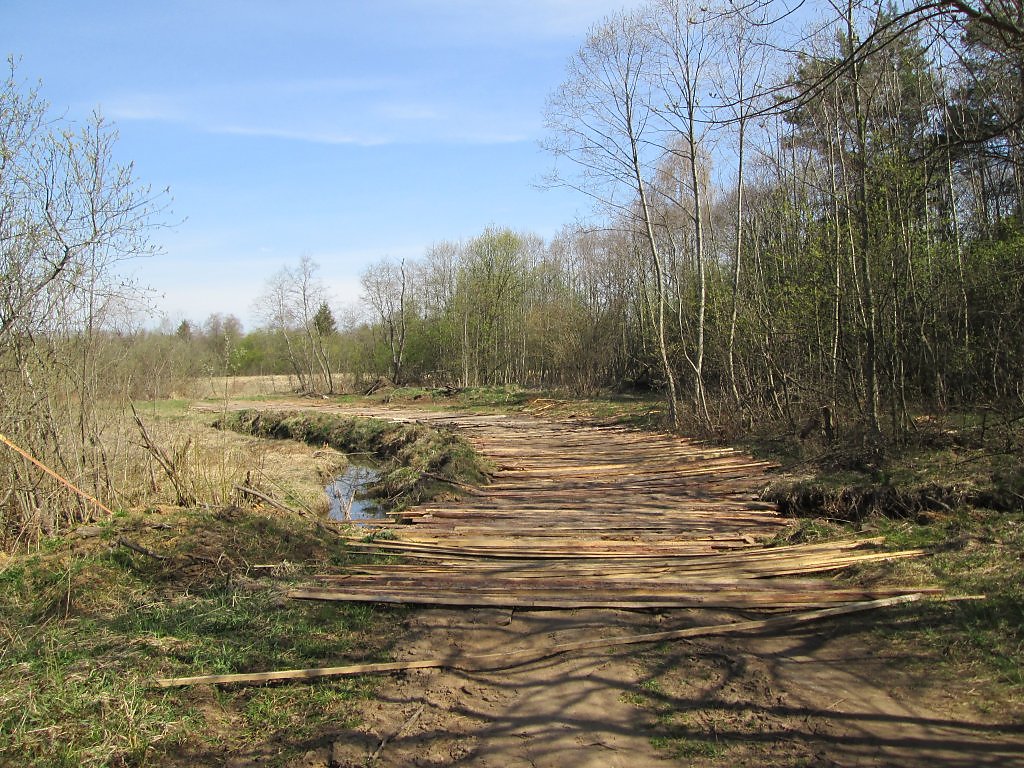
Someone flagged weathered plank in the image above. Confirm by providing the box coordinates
[288,412,941,614]
[155,594,934,688]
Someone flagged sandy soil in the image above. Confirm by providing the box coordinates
[272,604,1021,768]
[208,400,1024,767]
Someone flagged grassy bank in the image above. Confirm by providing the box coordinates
[0,504,402,767]
[217,408,493,509]
[731,409,1024,701]
[0,406,425,767]
[760,501,1024,704]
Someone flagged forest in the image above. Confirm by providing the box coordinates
[162,2,1021,424]
[3,0,1024,543]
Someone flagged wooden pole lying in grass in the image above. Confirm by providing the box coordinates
[0,431,116,518]
[234,484,300,515]
[154,593,936,688]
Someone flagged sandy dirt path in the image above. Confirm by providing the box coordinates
[213,401,1024,767]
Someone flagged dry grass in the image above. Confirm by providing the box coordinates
[178,373,359,400]
[120,406,349,515]
[178,374,301,400]
[0,405,395,766]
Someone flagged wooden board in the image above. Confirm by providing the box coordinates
[291,412,938,612]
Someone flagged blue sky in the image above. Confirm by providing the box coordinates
[5,0,641,328]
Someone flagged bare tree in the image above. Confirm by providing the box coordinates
[1,62,166,544]
[361,258,412,385]
[545,10,682,428]
[712,6,775,407]
[254,256,335,393]
[650,0,724,426]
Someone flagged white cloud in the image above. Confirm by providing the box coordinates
[211,124,388,147]
[106,82,535,147]
[207,117,529,147]
[96,0,626,149]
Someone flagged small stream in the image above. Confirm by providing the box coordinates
[325,463,384,520]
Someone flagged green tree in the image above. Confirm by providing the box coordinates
[313,301,337,337]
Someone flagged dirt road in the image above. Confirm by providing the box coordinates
[224,402,1024,767]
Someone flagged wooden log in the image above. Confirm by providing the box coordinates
[153,593,935,688]
[322,556,919,582]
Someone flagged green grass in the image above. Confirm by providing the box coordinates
[453,385,531,410]
[650,735,725,760]
[861,510,1024,692]
[0,508,400,767]
[764,500,1024,701]
[738,403,1023,702]
[7,390,1020,763]
[622,674,728,763]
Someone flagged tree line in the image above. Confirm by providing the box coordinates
[4,1,1024,544]
[340,0,1024,437]
[154,0,1024,437]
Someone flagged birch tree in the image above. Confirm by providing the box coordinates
[361,258,412,385]
[254,256,335,393]
[545,10,682,427]
[713,7,774,406]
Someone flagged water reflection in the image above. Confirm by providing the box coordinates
[325,463,384,520]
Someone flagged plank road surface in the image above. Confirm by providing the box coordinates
[295,409,922,610]
[224,402,1024,767]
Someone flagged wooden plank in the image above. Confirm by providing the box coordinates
[313,574,918,594]
[337,537,892,566]
[256,408,936,627]
[153,593,934,688]
[288,585,941,609]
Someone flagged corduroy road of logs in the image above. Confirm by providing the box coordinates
[289,410,932,612]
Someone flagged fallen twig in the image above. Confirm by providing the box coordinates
[118,537,218,567]
[370,702,426,762]
[235,484,300,515]
[254,469,323,517]
[234,484,337,533]
[130,404,196,506]
[419,471,483,494]
[117,537,172,561]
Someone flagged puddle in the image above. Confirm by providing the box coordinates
[326,463,384,520]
